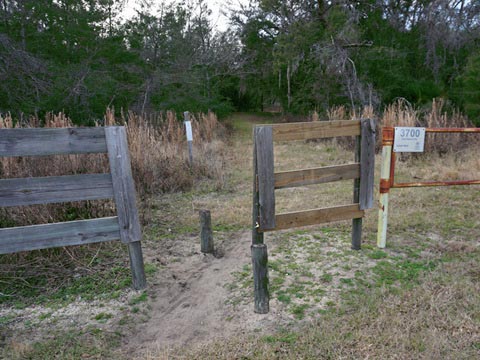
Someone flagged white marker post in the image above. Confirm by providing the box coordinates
[184,111,193,165]
[377,126,426,248]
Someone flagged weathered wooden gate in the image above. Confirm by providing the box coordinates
[0,126,146,289]
[252,119,375,313]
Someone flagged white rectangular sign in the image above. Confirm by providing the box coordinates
[394,127,425,152]
[184,121,193,142]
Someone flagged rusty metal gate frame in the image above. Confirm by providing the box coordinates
[377,126,480,248]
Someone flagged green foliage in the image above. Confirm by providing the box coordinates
[0,1,478,119]
[290,303,309,319]
[0,0,234,121]
[233,1,478,115]
[129,292,148,305]
[456,50,480,125]
[372,260,437,287]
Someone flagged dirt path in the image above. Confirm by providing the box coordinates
[120,115,293,357]
[122,230,285,357]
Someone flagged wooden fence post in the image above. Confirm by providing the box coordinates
[199,209,214,254]
[127,241,147,290]
[255,126,275,230]
[105,126,146,290]
[184,111,193,165]
[352,118,376,250]
[352,130,362,250]
[359,118,376,210]
[251,126,270,314]
[251,243,269,313]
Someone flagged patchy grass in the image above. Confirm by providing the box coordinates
[174,252,480,359]
[0,329,123,360]
[0,245,133,308]
[179,114,480,358]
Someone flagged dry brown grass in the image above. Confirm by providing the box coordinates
[0,109,226,227]
[396,149,480,183]
[381,98,479,154]
[116,109,226,194]
[313,100,478,156]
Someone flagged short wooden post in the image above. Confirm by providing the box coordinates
[251,243,269,313]
[199,209,214,253]
[184,111,193,165]
[352,131,362,250]
[377,127,394,248]
[252,126,269,313]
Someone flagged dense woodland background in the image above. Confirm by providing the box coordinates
[0,0,479,124]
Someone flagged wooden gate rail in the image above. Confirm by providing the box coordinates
[274,163,360,189]
[0,126,146,290]
[252,119,376,313]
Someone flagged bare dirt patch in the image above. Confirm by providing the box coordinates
[122,230,288,358]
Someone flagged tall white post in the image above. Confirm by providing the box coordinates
[377,127,393,248]
[183,111,193,165]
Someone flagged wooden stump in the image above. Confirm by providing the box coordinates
[199,209,214,254]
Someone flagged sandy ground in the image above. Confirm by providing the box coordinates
[122,230,290,358]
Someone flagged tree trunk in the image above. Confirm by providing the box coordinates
[287,63,291,109]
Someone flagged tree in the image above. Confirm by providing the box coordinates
[456,50,480,125]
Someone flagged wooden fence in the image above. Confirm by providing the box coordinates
[0,126,146,290]
[252,119,375,313]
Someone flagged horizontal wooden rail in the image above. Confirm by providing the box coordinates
[0,217,121,254]
[271,120,360,141]
[274,163,360,189]
[261,204,364,232]
[0,174,114,207]
[0,128,107,157]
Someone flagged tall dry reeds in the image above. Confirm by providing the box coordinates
[310,100,477,155]
[314,105,378,150]
[0,109,226,227]
[381,98,478,154]
[121,110,226,194]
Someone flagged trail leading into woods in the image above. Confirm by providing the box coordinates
[122,115,288,357]
[123,230,290,357]
[125,231,245,354]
